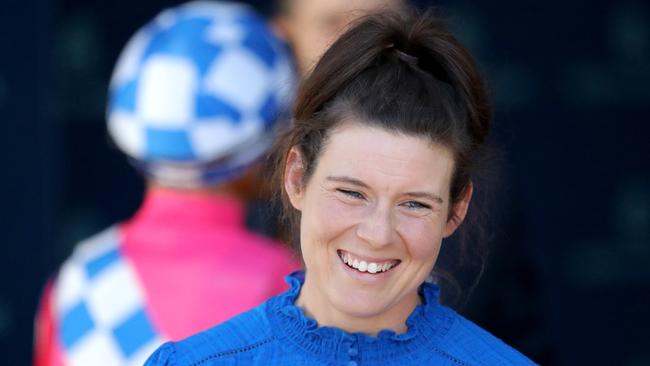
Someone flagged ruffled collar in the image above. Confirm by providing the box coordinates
[266,271,456,362]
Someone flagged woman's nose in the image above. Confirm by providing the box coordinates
[355,204,395,248]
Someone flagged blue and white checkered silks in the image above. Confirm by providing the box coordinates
[54,227,164,366]
[107,1,296,187]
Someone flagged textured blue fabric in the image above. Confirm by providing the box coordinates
[145,272,537,365]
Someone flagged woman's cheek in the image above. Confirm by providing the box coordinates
[397,216,444,259]
[312,196,361,242]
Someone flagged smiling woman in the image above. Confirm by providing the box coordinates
[285,124,461,335]
[145,7,536,366]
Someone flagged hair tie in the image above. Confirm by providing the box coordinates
[394,49,419,67]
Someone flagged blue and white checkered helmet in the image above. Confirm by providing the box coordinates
[107,1,295,187]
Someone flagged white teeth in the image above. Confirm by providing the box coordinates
[367,262,378,274]
[340,251,397,274]
[358,261,368,272]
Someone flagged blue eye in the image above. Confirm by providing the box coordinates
[403,201,430,210]
[337,189,364,200]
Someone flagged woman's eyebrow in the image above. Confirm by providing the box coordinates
[325,175,369,188]
[404,191,444,204]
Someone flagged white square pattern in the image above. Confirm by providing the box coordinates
[86,260,144,327]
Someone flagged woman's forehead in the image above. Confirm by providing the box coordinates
[315,123,455,191]
[324,122,452,159]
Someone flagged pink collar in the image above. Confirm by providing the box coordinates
[127,187,245,230]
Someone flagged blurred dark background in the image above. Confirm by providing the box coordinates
[1,0,648,364]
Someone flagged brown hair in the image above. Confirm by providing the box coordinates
[268,8,491,304]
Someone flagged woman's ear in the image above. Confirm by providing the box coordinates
[284,146,306,210]
[443,182,473,238]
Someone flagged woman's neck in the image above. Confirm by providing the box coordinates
[295,277,421,336]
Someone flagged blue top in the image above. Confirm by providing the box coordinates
[145,272,536,365]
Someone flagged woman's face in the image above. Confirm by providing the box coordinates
[285,122,471,331]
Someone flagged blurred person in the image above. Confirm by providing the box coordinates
[33,2,298,365]
[145,9,535,365]
[242,0,405,238]
[273,0,404,75]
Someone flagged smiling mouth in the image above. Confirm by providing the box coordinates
[337,250,400,274]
